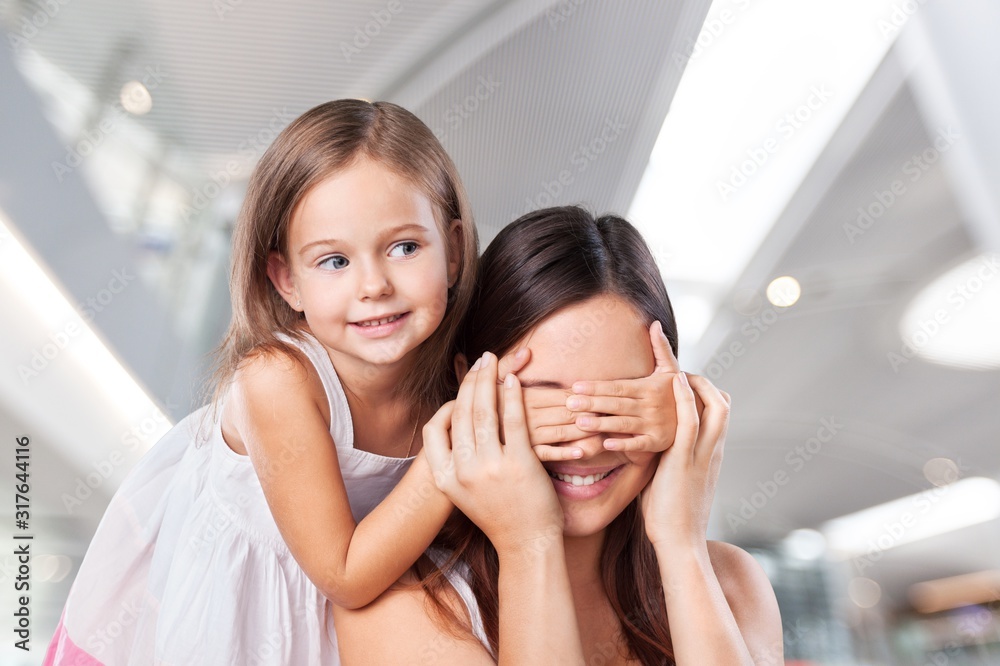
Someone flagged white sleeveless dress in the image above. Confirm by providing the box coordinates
[44,330,415,665]
[426,548,494,659]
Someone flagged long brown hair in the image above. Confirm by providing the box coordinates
[420,206,678,664]
[198,99,478,425]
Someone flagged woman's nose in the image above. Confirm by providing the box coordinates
[570,429,609,460]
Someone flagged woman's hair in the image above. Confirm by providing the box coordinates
[199,99,478,422]
[419,205,678,664]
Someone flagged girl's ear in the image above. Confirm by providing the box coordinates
[453,352,469,382]
[446,219,463,288]
[266,250,301,311]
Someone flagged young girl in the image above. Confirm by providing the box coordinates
[43,99,504,665]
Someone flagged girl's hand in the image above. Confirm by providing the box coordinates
[566,320,704,452]
[425,351,563,554]
[640,372,731,551]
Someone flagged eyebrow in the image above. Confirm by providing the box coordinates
[517,378,568,389]
[298,223,431,257]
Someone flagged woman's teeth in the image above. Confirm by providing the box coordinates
[356,314,403,327]
[548,469,613,486]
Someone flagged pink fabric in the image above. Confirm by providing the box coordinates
[43,611,104,666]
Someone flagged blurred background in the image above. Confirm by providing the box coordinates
[1,0,999,664]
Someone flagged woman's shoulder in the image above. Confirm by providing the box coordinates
[706,540,772,599]
[334,569,493,664]
[706,540,783,662]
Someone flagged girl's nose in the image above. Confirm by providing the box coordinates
[358,261,393,300]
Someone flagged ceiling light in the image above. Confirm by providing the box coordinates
[120,80,152,115]
[822,477,1000,559]
[896,252,1000,370]
[781,528,827,561]
[0,209,171,449]
[766,275,800,307]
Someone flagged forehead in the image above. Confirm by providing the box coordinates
[288,158,438,246]
[517,294,654,386]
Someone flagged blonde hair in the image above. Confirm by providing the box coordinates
[199,99,478,424]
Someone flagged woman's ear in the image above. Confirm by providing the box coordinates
[453,352,469,382]
[446,219,462,288]
[266,250,301,311]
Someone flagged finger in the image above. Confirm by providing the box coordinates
[422,401,456,480]
[473,352,502,460]
[496,346,531,380]
[602,435,663,453]
[650,320,680,374]
[672,372,700,462]
[451,353,482,464]
[522,386,574,410]
[570,378,643,399]
[530,423,593,446]
[685,375,730,465]
[526,404,579,428]
[532,444,584,462]
[575,414,641,434]
[500,372,533,459]
[566,394,640,416]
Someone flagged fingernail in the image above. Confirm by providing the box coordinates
[657,320,668,339]
[572,448,583,459]
[572,382,586,393]
[604,440,618,450]
[578,416,595,428]
[471,356,483,371]
[567,397,582,409]
[483,351,493,364]
[504,373,514,388]
[679,371,689,387]
[515,348,528,360]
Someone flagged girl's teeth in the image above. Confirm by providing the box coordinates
[549,470,613,486]
[358,314,402,327]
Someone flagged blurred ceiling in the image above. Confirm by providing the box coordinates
[0,0,997,642]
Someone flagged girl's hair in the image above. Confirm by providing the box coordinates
[199,99,478,422]
[418,205,678,665]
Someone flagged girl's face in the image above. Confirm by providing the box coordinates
[513,294,660,538]
[269,157,460,374]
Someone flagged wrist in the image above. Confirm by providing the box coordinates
[493,524,565,563]
[651,534,710,561]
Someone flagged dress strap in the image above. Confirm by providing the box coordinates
[273,330,355,449]
[426,547,494,657]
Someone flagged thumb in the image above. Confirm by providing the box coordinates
[650,321,679,375]
[497,346,531,380]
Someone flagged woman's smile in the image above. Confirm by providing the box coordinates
[544,462,625,499]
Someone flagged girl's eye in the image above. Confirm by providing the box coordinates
[320,255,349,270]
[390,242,419,257]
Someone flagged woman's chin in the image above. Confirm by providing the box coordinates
[559,504,621,539]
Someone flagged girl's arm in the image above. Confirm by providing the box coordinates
[336,352,584,664]
[644,372,783,665]
[225,348,454,609]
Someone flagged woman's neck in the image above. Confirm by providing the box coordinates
[562,531,606,590]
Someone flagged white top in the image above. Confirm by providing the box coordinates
[46,330,414,665]
[426,547,494,658]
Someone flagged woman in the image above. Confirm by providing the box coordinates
[335,206,783,664]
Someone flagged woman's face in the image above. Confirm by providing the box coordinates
[512,293,659,538]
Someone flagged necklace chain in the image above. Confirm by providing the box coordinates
[403,410,419,458]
